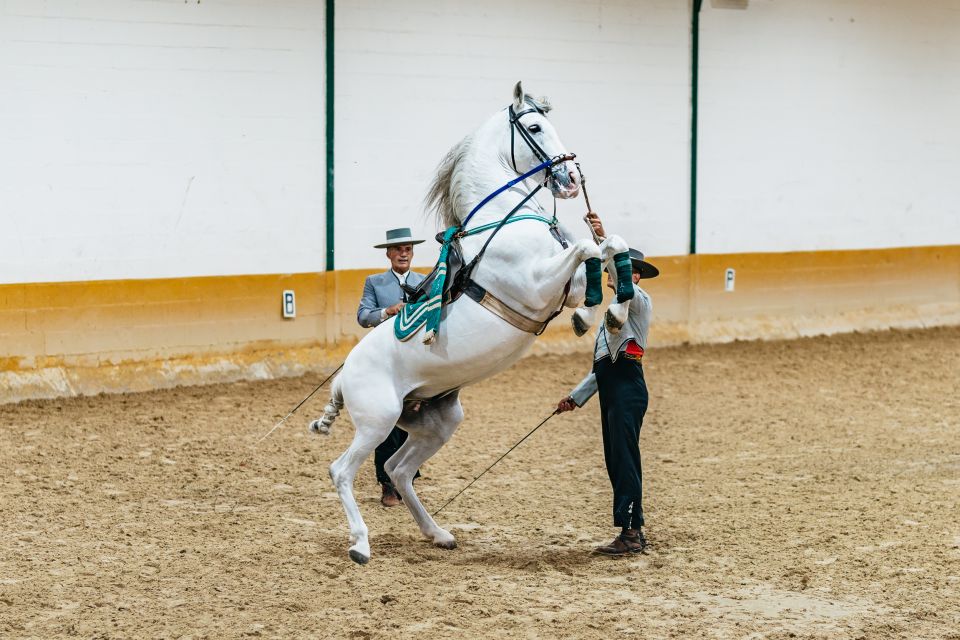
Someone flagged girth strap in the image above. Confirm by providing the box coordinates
[462,278,570,336]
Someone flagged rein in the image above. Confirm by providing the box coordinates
[458,213,556,237]
[459,159,553,230]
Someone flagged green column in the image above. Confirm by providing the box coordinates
[325,0,335,270]
[690,0,702,256]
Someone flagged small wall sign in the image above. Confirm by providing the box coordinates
[282,290,296,318]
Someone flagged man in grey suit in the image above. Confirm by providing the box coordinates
[357,227,427,507]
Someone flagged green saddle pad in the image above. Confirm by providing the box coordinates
[394,227,458,344]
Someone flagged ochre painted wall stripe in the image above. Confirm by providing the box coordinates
[1,246,958,403]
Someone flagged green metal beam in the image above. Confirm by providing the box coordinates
[325,0,335,270]
[690,0,703,255]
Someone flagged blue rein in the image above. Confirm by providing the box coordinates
[459,158,554,230]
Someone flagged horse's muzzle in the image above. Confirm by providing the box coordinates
[549,159,582,199]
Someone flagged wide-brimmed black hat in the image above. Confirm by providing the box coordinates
[374,227,425,248]
[629,248,659,279]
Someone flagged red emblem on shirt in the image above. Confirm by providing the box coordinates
[624,340,644,359]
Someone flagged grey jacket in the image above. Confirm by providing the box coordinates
[357,269,426,328]
[569,284,653,407]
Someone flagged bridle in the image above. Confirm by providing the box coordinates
[459,100,576,231]
[444,100,578,335]
[509,101,578,199]
[508,102,552,173]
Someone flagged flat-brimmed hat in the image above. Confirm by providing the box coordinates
[374,227,425,249]
[629,248,659,279]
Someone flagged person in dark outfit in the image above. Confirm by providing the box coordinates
[357,227,426,507]
[557,212,659,555]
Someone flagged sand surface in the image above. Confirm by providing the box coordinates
[2,327,959,638]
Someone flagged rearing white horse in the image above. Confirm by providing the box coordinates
[311,83,631,565]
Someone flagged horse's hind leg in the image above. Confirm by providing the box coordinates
[329,403,399,565]
[387,393,464,549]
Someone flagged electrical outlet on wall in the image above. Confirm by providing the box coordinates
[282,290,296,318]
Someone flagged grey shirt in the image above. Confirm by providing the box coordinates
[569,284,652,407]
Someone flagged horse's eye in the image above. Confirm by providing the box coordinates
[528,124,541,133]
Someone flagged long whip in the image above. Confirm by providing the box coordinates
[431,409,559,516]
[577,164,603,245]
[255,363,343,445]
[578,165,621,285]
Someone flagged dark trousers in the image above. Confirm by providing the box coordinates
[374,426,420,485]
[595,354,649,530]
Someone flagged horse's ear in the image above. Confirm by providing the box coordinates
[512,81,526,111]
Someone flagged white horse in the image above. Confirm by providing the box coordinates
[311,82,631,565]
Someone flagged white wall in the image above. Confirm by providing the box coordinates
[697,0,960,254]
[4,0,957,286]
[333,0,693,270]
[0,0,326,284]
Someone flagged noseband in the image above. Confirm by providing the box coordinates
[509,102,576,187]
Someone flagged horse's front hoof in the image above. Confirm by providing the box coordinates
[348,548,370,565]
[604,309,624,334]
[571,309,590,337]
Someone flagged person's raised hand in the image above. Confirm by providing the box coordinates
[585,211,606,240]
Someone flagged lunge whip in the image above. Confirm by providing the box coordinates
[431,409,559,516]
[255,363,343,445]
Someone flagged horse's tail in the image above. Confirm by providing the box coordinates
[309,374,344,436]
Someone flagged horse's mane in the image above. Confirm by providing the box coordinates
[425,135,473,230]
[425,95,553,230]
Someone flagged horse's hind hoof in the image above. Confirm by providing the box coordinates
[432,530,457,550]
[349,549,370,565]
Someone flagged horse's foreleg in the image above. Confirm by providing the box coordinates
[599,234,632,334]
[528,238,603,338]
[528,238,601,308]
[563,262,602,337]
[390,393,464,549]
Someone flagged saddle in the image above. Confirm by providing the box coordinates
[395,211,576,343]
[401,231,466,305]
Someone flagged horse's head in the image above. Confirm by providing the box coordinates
[507,82,582,200]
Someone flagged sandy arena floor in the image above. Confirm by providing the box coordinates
[2,326,959,639]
